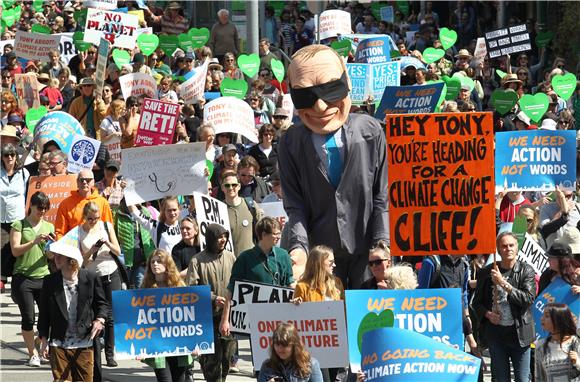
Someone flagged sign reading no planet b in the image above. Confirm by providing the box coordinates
[84,8,138,49]
[485,24,531,59]
[495,130,576,192]
[386,112,495,256]
[375,82,444,121]
[345,289,463,372]
[135,98,180,146]
[112,286,214,360]
[362,328,480,382]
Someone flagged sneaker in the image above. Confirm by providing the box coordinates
[40,355,50,364]
[105,358,118,367]
[0,281,5,294]
[27,355,41,367]
[229,366,240,374]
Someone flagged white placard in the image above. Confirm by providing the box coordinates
[14,31,60,61]
[203,97,258,143]
[318,10,352,40]
[120,142,207,205]
[67,135,101,174]
[518,233,548,275]
[119,72,158,100]
[84,0,118,10]
[281,93,296,117]
[180,60,209,105]
[248,301,349,370]
[84,8,138,49]
[258,201,287,231]
[193,192,233,252]
[55,33,77,64]
[230,281,294,335]
[474,37,487,62]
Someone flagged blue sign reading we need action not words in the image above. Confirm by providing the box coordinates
[355,36,392,64]
[495,130,577,192]
[375,82,444,121]
[112,286,214,360]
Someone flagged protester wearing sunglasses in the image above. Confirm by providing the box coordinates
[360,241,392,289]
[278,45,389,287]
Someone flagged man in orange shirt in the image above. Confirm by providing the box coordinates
[54,169,113,238]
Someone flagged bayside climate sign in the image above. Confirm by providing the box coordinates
[386,112,495,256]
[485,24,531,59]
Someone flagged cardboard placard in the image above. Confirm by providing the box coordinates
[119,72,158,100]
[84,8,138,49]
[14,31,60,61]
[485,24,531,59]
[14,73,40,113]
[318,10,352,40]
[180,60,209,105]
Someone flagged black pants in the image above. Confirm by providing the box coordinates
[199,318,236,382]
[333,249,370,289]
[1,222,15,281]
[101,270,122,358]
[11,274,43,330]
[154,356,187,382]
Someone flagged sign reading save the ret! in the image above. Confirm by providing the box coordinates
[485,24,531,59]
[135,98,180,146]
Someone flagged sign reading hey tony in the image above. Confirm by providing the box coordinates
[345,289,464,372]
[135,98,180,146]
[230,281,294,335]
[495,130,577,192]
[361,328,480,382]
[67,135,101,174]
[14,31,60,61]
[203,97,258,143]
[485,24,531,59]
[248,301,348,370]
[192,192,233,252]
[120,143,207,205]
[386,112,496,256]
[113,286,214,360]
[84,8,139,49]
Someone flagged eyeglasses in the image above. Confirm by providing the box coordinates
[368,258,390,267]
[223,183,239,189]
[87,51,97,55]
[103,89,111,92]
[273,115,287,120]
[526,218,534,224]
[291,72,349,109]
[49,160,62,166]
[86,216,100,222]
[3,153,16,158]
[225,59,234,62]
[250,98,260,102]
[517,72,527,76]
[151,58,158,61]
[2,75,11,79]
[270,231,282,237]
[78,177,94,183]
[565,193,575,199]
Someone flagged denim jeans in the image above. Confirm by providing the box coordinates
[488,337,531,382]
[126,266,145,289]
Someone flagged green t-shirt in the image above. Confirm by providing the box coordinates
[227,245,294,292]
[11,219,54,278]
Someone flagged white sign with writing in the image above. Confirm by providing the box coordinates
[193,192,233,252]
[14,31,60,61]
[84,8,139,49]
[318,10,352,40]
[203,97,258,143]
[180,60,209,105]
[119,72,158,100]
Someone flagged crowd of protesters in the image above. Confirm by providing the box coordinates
[1,1,580,382]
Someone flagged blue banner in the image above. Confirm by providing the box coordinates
[375,82,444,120]
[361,328,480,381]
[339,34,398,53]
[380,6,394,23]
[112,285,214,360]
[33,111,85,154]
[346,63,371,104]
[533,277,580,340]
[495,130,577,192]
[355,37,392,64]
[345,288,463,371]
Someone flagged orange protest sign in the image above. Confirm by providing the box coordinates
[25,175,78,224]
[386,112,496,256]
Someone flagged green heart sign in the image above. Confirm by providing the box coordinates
[112,49,131,69]
[72,31,92,52]
[137,34,159,56]
[220,78,248,100]
[495,69,507,79]
[31,24,51,34]
[178,33,193,52]
[452,73,475,92]
[330,39,351,57]
[442,76,461,100]
[535,31,554,48]
[439,28,457,50]
[158,35,179,56]
[2,8,17,27]
[188,27,210,49]
[73,8,87,25]
[271,59,285,83]
[237,54,260,78]
[396,0,409,16]
[32,0,43,12]
[422,47,445,64]
[519,93,549,123]
[551,73,576,101]
[206,159,214,179]
[357,309,394,353]
[25,106,47,133]
[3,0,16,8]
[490,89,519,115]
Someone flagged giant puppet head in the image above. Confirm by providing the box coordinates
[288,45,352,135]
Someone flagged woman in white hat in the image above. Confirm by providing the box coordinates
[38,240,108,382]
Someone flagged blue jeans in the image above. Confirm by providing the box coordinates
[488,337,531,382]
[126,266,145,289]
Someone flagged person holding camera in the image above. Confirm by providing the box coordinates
[79,201,121,368]
[258,322,323,382]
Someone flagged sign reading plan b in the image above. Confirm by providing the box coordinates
[495,130,577,192]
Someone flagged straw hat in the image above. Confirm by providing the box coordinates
[0,125,20,141]
[501,73,522,86]
[554,226,580,254]
[455,49,473,59]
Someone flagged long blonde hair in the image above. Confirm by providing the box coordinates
[298,245,341,300]
[141,249,184,288]
[158,196,180,225]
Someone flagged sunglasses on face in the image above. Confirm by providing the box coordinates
[368,258,390,267]
[36,205,50,212]
[290,72,349,109]
[3,153,16,158]
[223,183,239,189]
[78,177,93,183]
